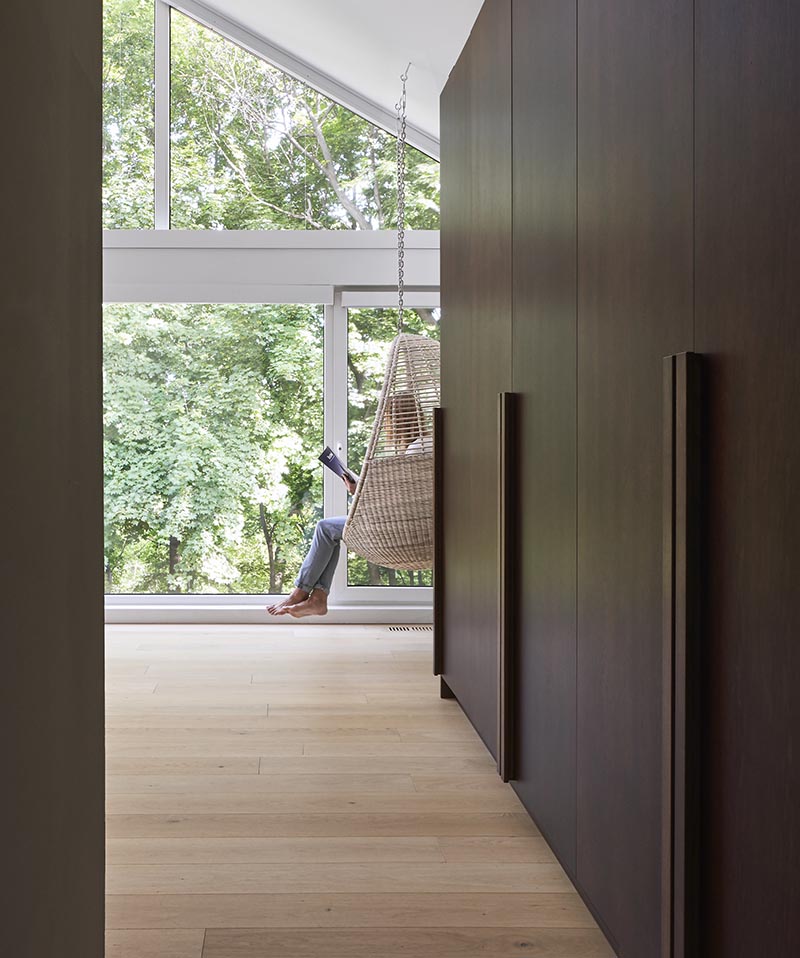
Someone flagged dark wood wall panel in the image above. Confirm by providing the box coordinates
[576,2,694,954]
[3,1,105,955]
[695,3,800,954]
[440,0,512,753]
[511,0,578,873]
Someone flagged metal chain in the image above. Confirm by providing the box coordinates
[396,63,411,335]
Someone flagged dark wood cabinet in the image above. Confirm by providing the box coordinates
[511,0,578,875]
[441,1,800,955]
[440,0,512,755]
[575,2,694,954]
[695,3,800,954]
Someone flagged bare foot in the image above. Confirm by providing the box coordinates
[266,588,308,615]
[285,589,329,618]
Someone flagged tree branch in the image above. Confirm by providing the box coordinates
[301,100,372,230]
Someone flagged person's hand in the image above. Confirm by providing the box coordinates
[342,475,357,495]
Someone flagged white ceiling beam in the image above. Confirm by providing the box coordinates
[163,0,441,160]
[102,229,441,300]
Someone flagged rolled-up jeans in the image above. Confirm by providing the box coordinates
[294,516,346,595]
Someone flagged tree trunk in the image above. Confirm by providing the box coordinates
[347,354,367,394]
[168,536,181,592]
[259,504,278,593]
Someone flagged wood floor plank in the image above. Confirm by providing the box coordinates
[106,773,416,794]
[106,812,541,839]
[300,742,488,757]
[105,929,205,958]
[106,892,595,930]
[412,774,510,793]
[200,927,615,957]
[152,689,373,706]
[266,714,472,730]
[105,729,404,756]
[106,836,444,865]
[438,837,556,863]
[106,861,573,895]
[254,755,497,775]
[399,728,487,743]
[106,758,260,775]
[105,742,305,758]
[105,790,523,815]
[107,711,472,731]
[105,680,158,693]
[105,715,277,730]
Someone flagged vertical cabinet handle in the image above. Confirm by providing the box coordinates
[498,392,518,782]
[662,353,702,958]
[433,407,444,676]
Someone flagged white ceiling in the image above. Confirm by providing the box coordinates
[190,0,484,151]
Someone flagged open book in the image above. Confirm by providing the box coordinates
[319,447,359,484]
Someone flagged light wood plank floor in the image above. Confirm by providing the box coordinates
[106,625,614,958]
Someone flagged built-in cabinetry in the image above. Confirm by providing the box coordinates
[440,2,800,956]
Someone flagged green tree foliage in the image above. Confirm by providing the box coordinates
[104,304,323,593]
[103,0,155,227]
[169,10,439,230]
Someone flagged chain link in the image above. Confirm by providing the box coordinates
[396,63,410,335]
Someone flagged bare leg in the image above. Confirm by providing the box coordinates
[266,587,308,615]
[266,518,344,617]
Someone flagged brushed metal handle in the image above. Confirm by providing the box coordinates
[662,352,702,958]
[498,391,518,783]
[433,406,444,677]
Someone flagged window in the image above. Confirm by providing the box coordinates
[101,0,441,615]
[103,303,324,594]
[103,0,155,228]
[101,1,439,232]
[169,9,439,231]
[347,307,439,587]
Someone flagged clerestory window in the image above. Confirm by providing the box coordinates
[102,0,440,231]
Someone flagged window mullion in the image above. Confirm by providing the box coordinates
[327,294,349,603]
[154,0,171,229]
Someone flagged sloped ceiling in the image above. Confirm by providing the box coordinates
[186,0,484,151]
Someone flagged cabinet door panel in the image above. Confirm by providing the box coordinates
[695,3,800,954]
[511,0,578,874]
[440,0,513,753]
[576,1,694,954]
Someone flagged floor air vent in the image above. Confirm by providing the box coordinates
[387,626,433,633]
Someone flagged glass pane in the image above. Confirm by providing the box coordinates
[170,10,440,230]
[103,0,155,228]
[347,308,440,587]
[103,304,323,594]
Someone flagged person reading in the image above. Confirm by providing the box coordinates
[267,393,431,618]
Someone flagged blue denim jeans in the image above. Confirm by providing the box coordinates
[294,516,346,595]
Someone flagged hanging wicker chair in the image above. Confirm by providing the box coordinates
[342,66,439,571]
[343,333,440,571]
